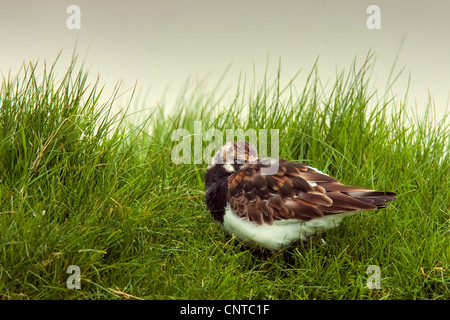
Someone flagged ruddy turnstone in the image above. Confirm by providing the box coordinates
[204,141,396,252]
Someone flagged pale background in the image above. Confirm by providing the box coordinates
[1,0,449,122]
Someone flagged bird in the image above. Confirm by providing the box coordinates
[204,141,396,252]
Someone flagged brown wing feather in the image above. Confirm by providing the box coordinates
[227,160,396,225]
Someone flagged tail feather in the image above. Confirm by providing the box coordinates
[347,191,397,208]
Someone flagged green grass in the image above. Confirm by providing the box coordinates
[0,52,448,300]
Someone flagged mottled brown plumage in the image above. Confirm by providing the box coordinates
[226,159,396,226]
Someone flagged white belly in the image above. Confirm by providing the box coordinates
[222,205,355,251]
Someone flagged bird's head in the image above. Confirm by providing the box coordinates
[205,141,258,189]
[209,141,258,171]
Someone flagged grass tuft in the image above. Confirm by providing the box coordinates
[0,52,448,299]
